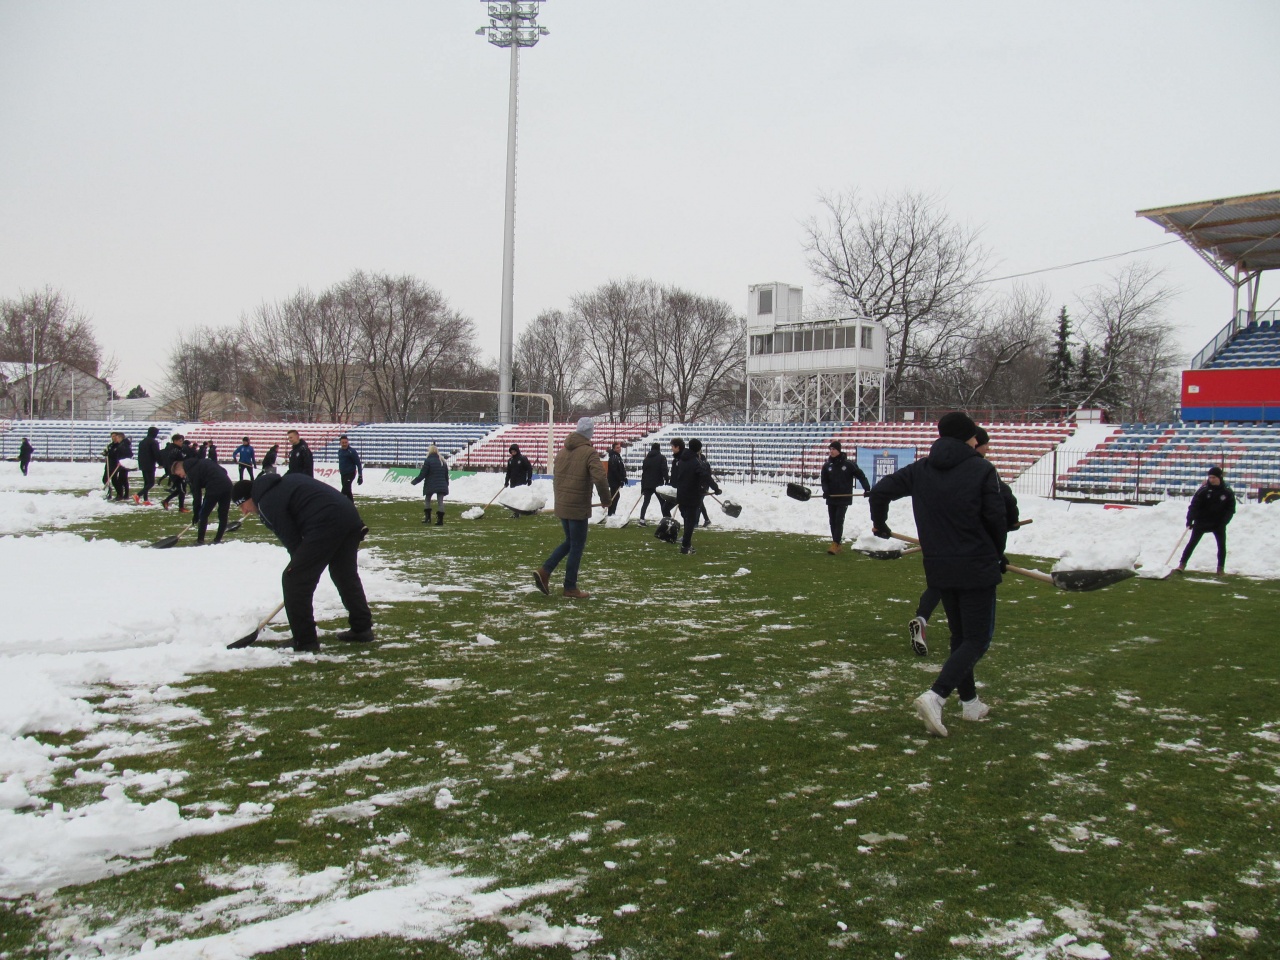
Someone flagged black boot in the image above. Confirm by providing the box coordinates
[423,508,431,524]
[435,511,444,526]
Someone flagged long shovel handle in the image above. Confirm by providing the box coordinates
[892,531,1058,585]
[1164,528,1190,567]
[227,601,286,649]
[485,486,506,508]
[1005,563,1056,585]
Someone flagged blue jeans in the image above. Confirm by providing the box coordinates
[543,518,589,590]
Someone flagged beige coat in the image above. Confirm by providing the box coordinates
[553,431,611,520]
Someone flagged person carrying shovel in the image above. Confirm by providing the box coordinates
[1177,466,1236,575]
[820,440,870,554]
[869,412,1008,738]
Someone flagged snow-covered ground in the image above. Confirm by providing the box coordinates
[1,459,1275,951]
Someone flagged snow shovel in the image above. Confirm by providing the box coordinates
[596,488,621,524]
[1164,529,1190,567]
[102,461,121,500]
[710,494,742,518]
[151,524,192,549]
[472,486,506,519]
[616,495,643,528]
[227,601,286,649]
[786,482,812,502]
[892,533,1134,592]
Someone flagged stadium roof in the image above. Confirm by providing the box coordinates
[1137,190,1280,280]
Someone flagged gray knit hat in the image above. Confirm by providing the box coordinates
[575,417,595,439]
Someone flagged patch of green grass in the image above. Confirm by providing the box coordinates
[9,497,1280,958]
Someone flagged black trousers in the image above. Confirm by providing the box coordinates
[111,469,129,500]
[826,500,850,543]
[340,474,355,500]
[161,477,186,510]
[196,490,230,543]
[608,483,622,515]
[238,463,255,481]
[679,503,701,550]
[1181,525,1227,570]
[283,528,372,645]
[932,586,997,702]
[639,491,671,520]
[139,466,157,502]
[20,456,31,475]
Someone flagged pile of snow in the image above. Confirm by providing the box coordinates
[1052,545,1139,573]
[461,506,485,520]
[0,529,429,897]
[497,486,546,514]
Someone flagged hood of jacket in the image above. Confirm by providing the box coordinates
[925,436,980,472]
[250,471,283,505]
[563,432,592,453]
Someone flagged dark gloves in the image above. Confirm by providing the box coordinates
[862,491,871,498]
[357,475,363,485]
[1000,555,1009,574]
[873,523,892,540]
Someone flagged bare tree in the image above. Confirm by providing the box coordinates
[164,326,239,420]
[0,287,104,415]
[804,190,989,400]
[240,293,328,420]
[344,272,476,422]
[929,284,1051,410]
[639,287,745,422]
[1075,263,1181,420]
[573,279,650,420]
[514,309,585,420]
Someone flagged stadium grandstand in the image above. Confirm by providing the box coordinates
[1055,190,1280,501]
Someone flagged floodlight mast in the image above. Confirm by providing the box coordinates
[478,1,549,425]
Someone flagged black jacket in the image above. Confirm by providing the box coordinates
[411,452,450,496]
[504,452,533,487]
[869,437,1007,590]
[19,439,33,462]
[820,452,870,499]
[261,445,279,471]
[640,449,669,493]
[1186,481,1236,530]
[250,471,364,553]
[138,429,161,472]
[104,438,133,473]
[288,439,314,477]
[671,449,720,508]
[183,456,233,501]
[607,450,627,487]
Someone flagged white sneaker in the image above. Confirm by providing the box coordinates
[908,616,928,656]
[961,698,990,721]
[913,691,948,737]
[637,519,648,526]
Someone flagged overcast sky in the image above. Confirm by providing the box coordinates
[2,0,1278,396]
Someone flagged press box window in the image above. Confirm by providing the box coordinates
[860,326,874,349]
[758,289,773,315]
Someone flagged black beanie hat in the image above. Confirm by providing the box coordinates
[938,412,978,442]
[231,479,254,504]
[509,444,520,454]
[974,426,990,446]
[1208,466,1223,479]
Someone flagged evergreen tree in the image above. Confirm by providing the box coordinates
[125,384,150,399]
[1045,306,1075,399]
